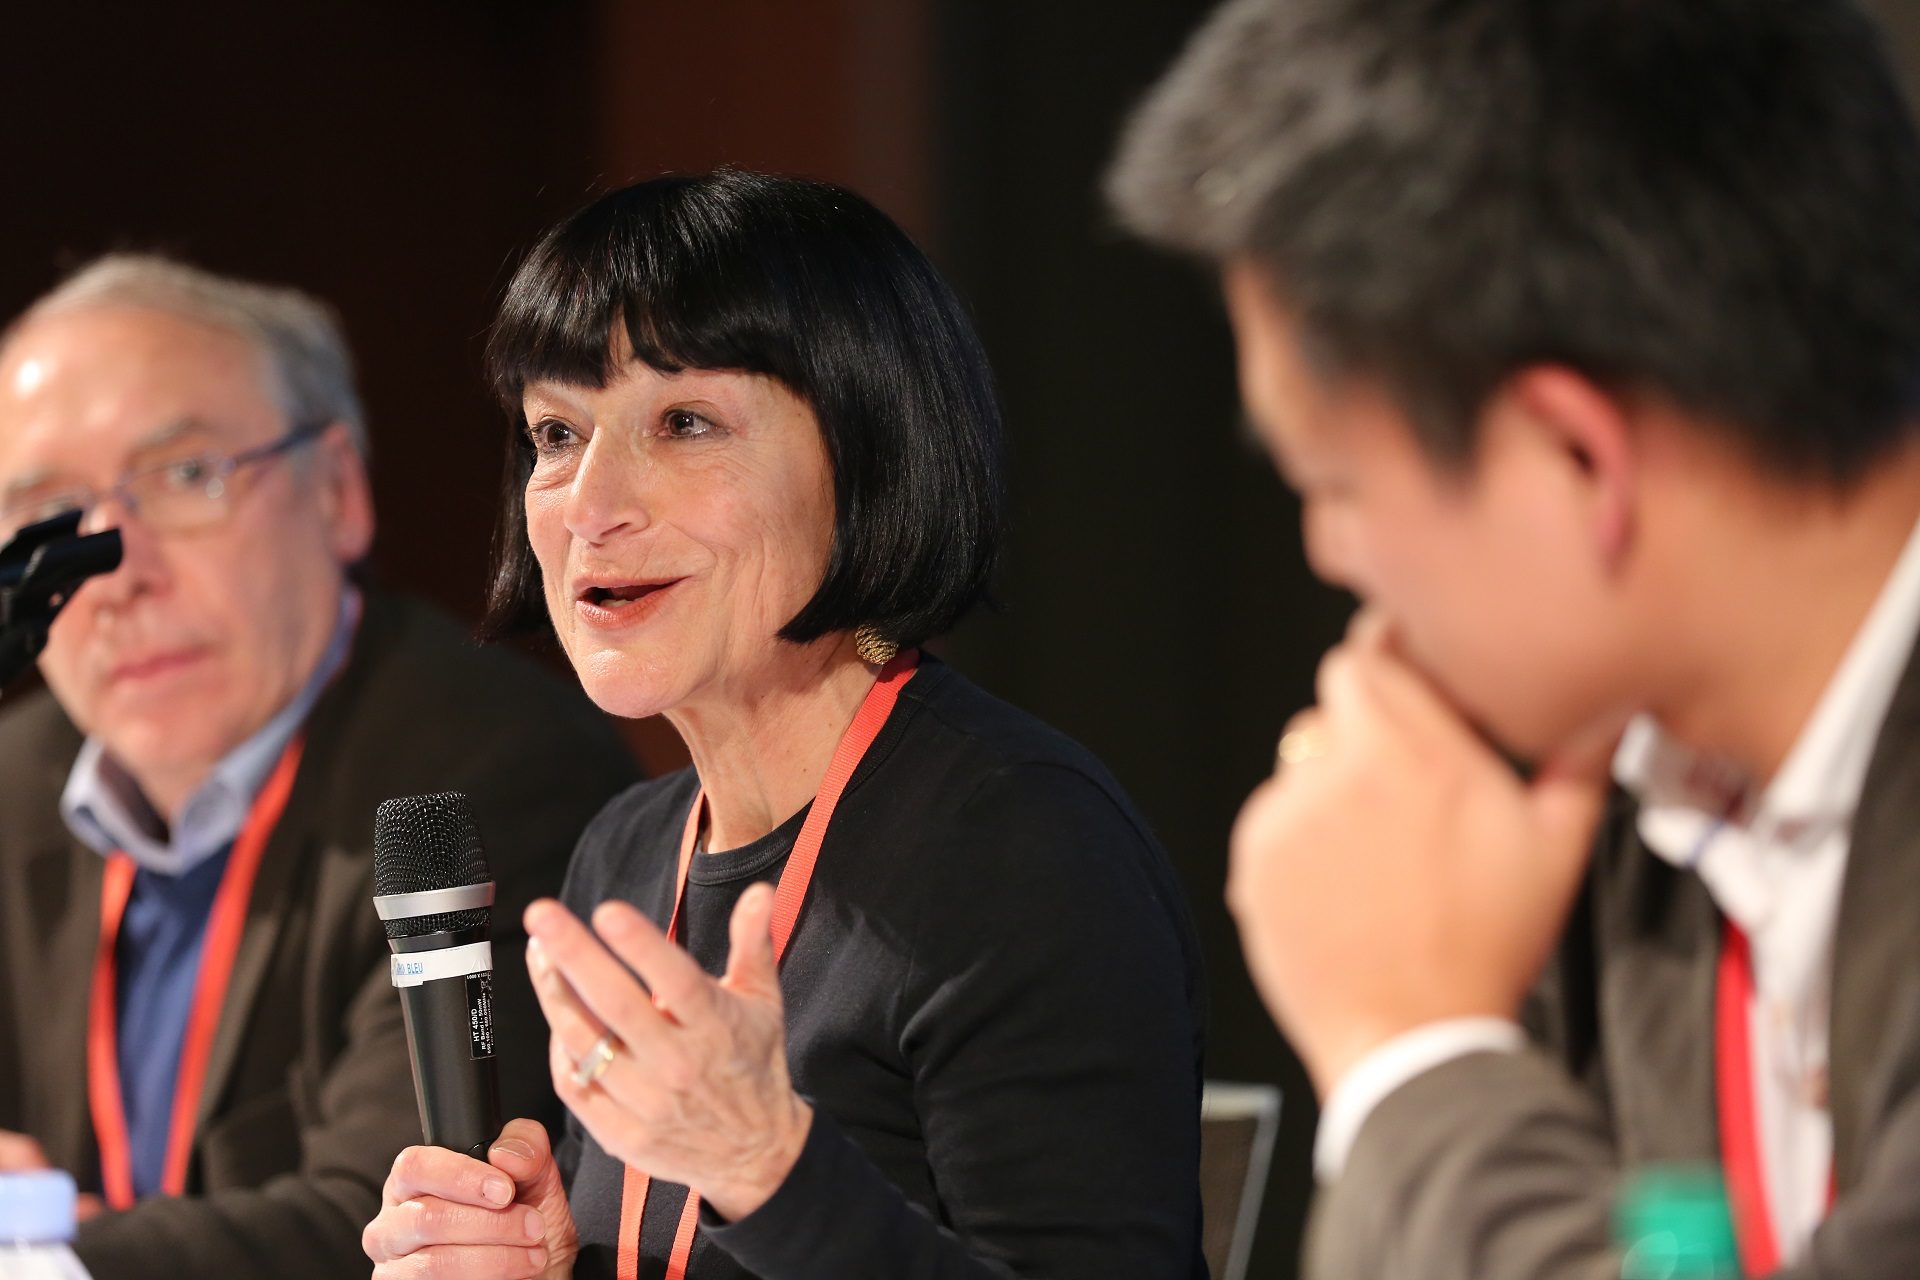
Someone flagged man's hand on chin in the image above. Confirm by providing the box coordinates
[1227,610,1619,1100]
[0,1129,106,1221]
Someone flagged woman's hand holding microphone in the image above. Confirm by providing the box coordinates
[363,1116,577,1280]
[364,883,809,1278]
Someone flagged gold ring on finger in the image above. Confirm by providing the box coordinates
[569,1032,622,1089]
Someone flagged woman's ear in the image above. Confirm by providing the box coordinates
[1503,365,1637,569]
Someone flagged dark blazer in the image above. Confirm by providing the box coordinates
[0,593,640,1279]
[1306,637,1920,1280]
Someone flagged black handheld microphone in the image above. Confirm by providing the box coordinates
[373,792,503,1159]
[0,511,123,688]
[0,510,122,591]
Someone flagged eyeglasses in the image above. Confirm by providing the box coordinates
[0,422,328,543]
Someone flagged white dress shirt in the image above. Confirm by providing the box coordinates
[1315,515,1920,1268]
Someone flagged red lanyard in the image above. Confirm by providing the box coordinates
[1715,919,1836,1278]
[615,651,918,1280]
[1716,921,1778,1277]
[86,735,306,1208]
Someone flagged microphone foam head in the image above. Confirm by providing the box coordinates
[373,791,493,940]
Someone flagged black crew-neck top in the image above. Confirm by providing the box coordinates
[557,657,1208,1279]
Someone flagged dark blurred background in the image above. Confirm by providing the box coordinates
[4,3,1914,1274]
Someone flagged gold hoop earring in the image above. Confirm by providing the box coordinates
[854,625,900,666]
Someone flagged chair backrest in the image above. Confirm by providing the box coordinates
[1199,1081,1283,1280]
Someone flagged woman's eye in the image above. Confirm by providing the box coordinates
[663,410,714,439]
[527,419,578,453]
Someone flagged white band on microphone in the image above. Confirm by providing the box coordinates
[374,882,496,921]
[389,941,494,988]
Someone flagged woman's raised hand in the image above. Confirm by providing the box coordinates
[363,1118,579,1280]
[524,882,814,1223]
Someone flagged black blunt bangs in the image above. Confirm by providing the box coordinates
[481,170,1006,650]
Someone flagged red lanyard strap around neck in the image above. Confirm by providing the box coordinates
[1717,919,1779,1278]
[1717,917,1841,1276]
[616,651,918,1280]
[86,735,306,1209]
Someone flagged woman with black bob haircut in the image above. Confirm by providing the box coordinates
[364,171,1207,1280]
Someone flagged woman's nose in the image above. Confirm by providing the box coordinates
[562,434,650,544]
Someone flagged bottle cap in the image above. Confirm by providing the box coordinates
[1616,1166,1740,1278]
[0,1170,77,1244]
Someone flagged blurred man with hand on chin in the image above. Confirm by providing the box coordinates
[1111,1,1920,1275]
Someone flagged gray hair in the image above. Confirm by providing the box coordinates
[7,254,369,458]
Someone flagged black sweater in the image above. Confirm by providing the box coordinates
[556,657,1208,1279]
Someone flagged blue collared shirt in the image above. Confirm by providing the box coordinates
[59,587,360,1199]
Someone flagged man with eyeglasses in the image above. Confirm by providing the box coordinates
[0,255,640,1279]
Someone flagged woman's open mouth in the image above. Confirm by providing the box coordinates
[573,578,683,628]
[582,584,662,607]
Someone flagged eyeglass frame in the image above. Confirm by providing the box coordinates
[0,420,332,541]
